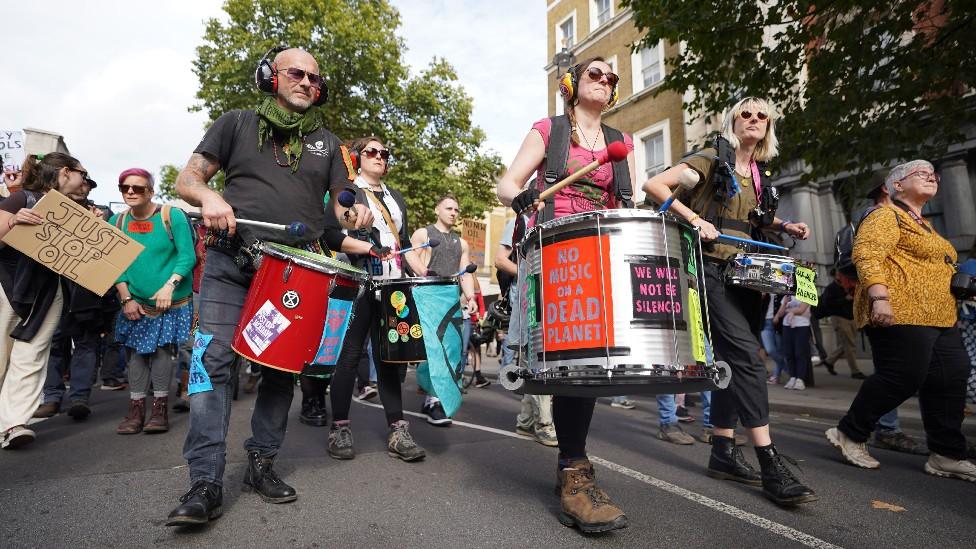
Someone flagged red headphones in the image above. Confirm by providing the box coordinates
[254,46,328,107]
[349,141,390,176]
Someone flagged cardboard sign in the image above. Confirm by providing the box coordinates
[794,266,819,306]
[1,130,26,174]
[461,218,486,267]
[540,235,614,352]
[2,190,144,296]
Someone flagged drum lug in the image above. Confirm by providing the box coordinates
[283,263,293,283]
[328,276,337,296]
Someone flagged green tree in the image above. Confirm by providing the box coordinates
[622,0,975,218]
[160,0,501,229]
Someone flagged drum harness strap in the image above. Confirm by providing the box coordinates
[537,115,634,225]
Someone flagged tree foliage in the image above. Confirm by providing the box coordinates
[160,0,501,229]
[622,0,975,216]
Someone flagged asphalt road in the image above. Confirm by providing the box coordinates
[1,365,974,548]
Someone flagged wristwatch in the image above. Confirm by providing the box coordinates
[168,278,180,288]
[120,296,133,306]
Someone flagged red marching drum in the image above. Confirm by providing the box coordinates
[232,243,366,374]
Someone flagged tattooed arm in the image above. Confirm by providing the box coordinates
[176,152,237,235]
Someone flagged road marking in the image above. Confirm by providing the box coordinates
[794,418,836,427]
[355,399,844,548]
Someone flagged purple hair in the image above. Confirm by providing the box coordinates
[118,168,154,188]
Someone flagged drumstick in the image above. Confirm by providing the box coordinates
[187,212,306,237]
[394,239,440,256]
[454,263,478,277]
[658,168,700,213]
[716,233,789,251]
[536,141,629,203]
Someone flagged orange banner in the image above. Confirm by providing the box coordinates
[540,235,614,352]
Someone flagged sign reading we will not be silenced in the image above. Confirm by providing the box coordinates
[2,190,144,296]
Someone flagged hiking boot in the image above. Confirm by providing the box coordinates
[924,453,976,482]
[871,431,928,455]
[1,425,36,449]
[144,397,170,433]
[388,421,426,462]
[67,400,91,420]
[33,402,60,419]
[535,423,558,447]
[557,459,628,534]
[328,423,355,460]
[676,405,695,422]
[755,444,818,506]
[242,450,298,503]
[658,423,695,445]
[117,399,146,435]
[826,427,880,468]
[165,481,223,526]
[299,395,329,427]
[422,400,452,426]
[173,370,190,413]
[707,435,761,486]
[697,428,747,446]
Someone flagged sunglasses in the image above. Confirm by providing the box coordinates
[739,110,769,121]
[361,147,391,161]
[68,167,89,179]
[585,67,619,88]
[119,184,149,195]
[280,67,324,89]
[903,170,940,183]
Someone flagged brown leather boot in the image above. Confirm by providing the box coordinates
[557,459,628,534]
[144,397,170,433]
[117,399,146,435]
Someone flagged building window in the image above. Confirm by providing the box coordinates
[631,40,664,94]
[642,132,666,179]
[593,0,612,28]
[559,16,575,49]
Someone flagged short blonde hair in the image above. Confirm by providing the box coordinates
[721,97,780,162]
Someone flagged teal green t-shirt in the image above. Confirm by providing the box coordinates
[109,206,197,304]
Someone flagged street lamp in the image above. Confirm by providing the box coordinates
[553,46,576,76]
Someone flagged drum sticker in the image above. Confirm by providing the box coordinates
[400,334,410,343]
[410,324,423,339]
[281,290,300,309]
[794,266,819,306]
[629,256,687,330]
[396,322,410,336]
[525,274,538,329]
[242,300,292,356]
[687,288,707,363]
[680,229,697,277]
[310,298,354,366]
[540,235,615,351]
[187,331,214,395]
[397,305,411,319]
[388,329,399,343]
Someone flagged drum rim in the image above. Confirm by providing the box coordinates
[729,252,796,262]
[373,276,458,287]
[519,208,685,248]
[261,242,367,280]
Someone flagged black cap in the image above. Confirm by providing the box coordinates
[84,176,98,189]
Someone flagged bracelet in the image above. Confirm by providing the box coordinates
[120,296,133,306]
[779,219,793,232]
[869,295,889,303]
[687,214,700,223]
[168,279,180,288]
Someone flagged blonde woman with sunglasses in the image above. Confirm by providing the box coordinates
[643,97,817,507]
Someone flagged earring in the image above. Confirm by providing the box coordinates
[356,168,362,175]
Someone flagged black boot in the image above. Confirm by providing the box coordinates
[755,444,818,506]
[299,376,329,427]
[242,450,298,503]
[707,435,761,486]
[165,481,223,526]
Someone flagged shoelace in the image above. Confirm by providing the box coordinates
[391,425,415,447]
[333,427,353,448]
[179,483,212,503]
[772,453,803,482]
[732,447,760,474]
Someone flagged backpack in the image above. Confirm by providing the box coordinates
[114,204,196,245]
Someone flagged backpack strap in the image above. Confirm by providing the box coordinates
[114,209,129,231]
[602,124,633,208]
[161,204,174,241]
[539,115,572,224]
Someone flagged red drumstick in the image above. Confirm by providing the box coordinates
[537,141,629,202]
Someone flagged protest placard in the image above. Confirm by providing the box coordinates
[1,130,26,174]
[461,218,486,267]
[2,190,144,295]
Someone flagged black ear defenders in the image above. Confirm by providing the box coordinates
[254,46,329,107]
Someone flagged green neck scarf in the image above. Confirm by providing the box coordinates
[256,97,324,172]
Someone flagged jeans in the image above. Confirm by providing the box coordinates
[760,318,787,379]
[43,328,99,404]
[182,250,296,487]
[657,392,713,428]
[459,317,472,369]
[876,408,901,435]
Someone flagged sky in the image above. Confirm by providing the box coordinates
[2,0,547,206]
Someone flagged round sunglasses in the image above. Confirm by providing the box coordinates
[361,147,391,161]
[739,110,769,121]
[584,67,619,88]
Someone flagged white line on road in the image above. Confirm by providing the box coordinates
[355,399,844,548]
[794,418,836,427]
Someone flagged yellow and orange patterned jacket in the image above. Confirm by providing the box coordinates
[852,203,957,329]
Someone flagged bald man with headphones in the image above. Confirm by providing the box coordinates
[168,47,382,527]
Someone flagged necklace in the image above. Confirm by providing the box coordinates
[272,134,306,168]
[576,125,602,161]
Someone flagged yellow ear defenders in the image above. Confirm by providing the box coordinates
[558,64,619,109]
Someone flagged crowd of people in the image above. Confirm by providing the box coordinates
[0,47,974,538]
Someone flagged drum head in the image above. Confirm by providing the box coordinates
[374,276,457,288]
[262,242,366,280]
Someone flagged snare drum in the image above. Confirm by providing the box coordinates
[724,253,796,295]
[501,209,730,397]
[374,277,459,363]
[232,243,366,374]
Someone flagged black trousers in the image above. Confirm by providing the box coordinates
[329,295,407,425]
[703,262,770,429]
[553,396,596,460]
[781,325,812,381]
[838,325,969,459]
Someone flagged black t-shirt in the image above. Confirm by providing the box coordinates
[194,109,354,246]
